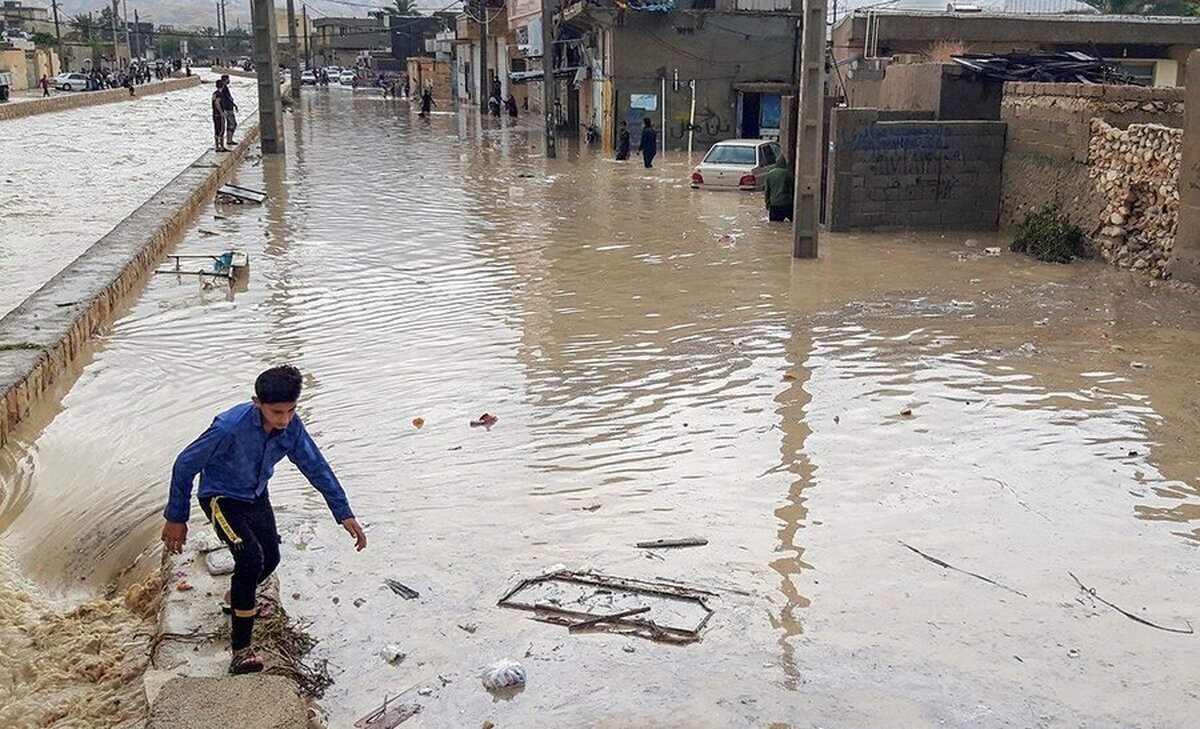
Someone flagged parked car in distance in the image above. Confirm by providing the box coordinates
[300,70,317,85]
[690,139,783,191]
[339,70,356,86]
[54,72,90,91]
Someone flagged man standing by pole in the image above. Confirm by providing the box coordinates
[792,0,824,259]
[286,0,301,100]
[541,0,555,158]
[479,0,489,114]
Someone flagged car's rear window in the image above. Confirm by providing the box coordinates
[703,145,758,165]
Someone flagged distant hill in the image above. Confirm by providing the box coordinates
[28,0,459,31]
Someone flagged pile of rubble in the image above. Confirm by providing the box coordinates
[1088,119,1181,278]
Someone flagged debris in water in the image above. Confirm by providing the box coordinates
[499,570,715,644]
[384,578,420,599]
[332,596,340,605]
[900,408,913,417]
[354,598,366,608]
[470,413,499,428]
[175,581,194,592]
[411,417,425,429]
[581,504,602,512]
[569,606,651,633]
[782,371,798,381]
[292,592,302,600]
[984,247,1002,256]
[458,622,478,634]
[481,659,526,692]
[636,537,708,549]
[199,229,218,236]
[380,644,406,664]
[1130,361,1146,369]
[354,694,421,728]
[1068,572,1193,634]
[899,541,1027,597]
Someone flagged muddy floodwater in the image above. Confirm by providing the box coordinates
[0,72,258,319]
[2,90,1200,727]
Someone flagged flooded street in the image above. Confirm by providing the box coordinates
[3,89,1200,726]
[0,73,257,318]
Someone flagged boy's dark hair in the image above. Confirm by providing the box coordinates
[255,365,303,403]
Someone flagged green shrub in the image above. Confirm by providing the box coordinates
[1010,206,1086,264]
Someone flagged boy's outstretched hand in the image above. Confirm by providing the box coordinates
[342,517,367,551]
[162,521,188,554]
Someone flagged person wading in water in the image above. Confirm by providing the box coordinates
[638,117,657,168]
[161,365,368,674]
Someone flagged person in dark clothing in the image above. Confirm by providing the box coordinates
[211,79,228,152]
[763,154,795,222]
[638,117,657,168]
[419,87,435,117]
[161,366,367,675]
[505,93,518,118]
[40,74,50,97]
[218,74,238,147]
[615,120,631,161]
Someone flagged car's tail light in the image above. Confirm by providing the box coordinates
[691,171,704,184]
[739,174,756,187]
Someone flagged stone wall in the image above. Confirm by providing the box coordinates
[827,108,1005,231]
[1089,120,1180,278]
[0,76,201,122]
[999,82,1183,231]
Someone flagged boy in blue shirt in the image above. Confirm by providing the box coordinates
[161,365,367,674]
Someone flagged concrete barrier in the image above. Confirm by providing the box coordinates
[211,66,257,79]
[0,127,261,448]
[0,76,202,122]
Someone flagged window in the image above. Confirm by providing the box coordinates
[759,144,776,166]
[703,145,757,165]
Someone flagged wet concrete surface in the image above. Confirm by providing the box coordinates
[2,90,1200,726]
[0,71,256,318]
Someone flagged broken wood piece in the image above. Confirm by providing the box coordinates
[568,606,651,633]
[899,541,1027,597]
[637,537,708,549]
[1068,571,1193,635]
[384,578,420,600]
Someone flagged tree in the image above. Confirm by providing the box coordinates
[68,13,94,40]
[30,31,58,49]
[385,0,421,16]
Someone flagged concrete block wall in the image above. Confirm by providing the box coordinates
[0,76,201,122]
[827,108,1006,231]
[999,81,1183,230]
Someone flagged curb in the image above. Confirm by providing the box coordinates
[0,126,262,448]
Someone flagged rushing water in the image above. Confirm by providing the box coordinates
[0,72,258,319]
[2,90,1200,726]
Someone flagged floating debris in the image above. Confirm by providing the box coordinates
[384,578,420,600]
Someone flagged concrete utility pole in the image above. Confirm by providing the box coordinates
[122,0,130,60]
[133,9,139,59]
[51,0,65,70]
[792,0,824,259]
[286,0,301,99]
[541,0,555,157]
[479,0,489,113]
[110,0,120,67]
[1169,48,1200,284]
[303,5,312,69]
[250,0,285,153]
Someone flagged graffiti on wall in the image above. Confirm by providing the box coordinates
[851,123,962,200]
[667,106,732,140]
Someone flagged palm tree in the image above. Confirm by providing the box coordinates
[385,0,420,16]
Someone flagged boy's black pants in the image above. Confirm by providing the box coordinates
[200,495,280,650]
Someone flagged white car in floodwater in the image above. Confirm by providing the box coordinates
[339,70,357,86]
[690,139,783,191]
[300,70,317,85]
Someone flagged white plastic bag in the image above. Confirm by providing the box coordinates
[481,659,526,691]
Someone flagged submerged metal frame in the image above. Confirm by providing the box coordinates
[498,569,716,644]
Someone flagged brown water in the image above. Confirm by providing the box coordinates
[2,91,1199,727]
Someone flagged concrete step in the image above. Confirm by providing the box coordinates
[147,675,307,729]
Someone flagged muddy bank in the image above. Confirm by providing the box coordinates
[1,94,1199,726]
